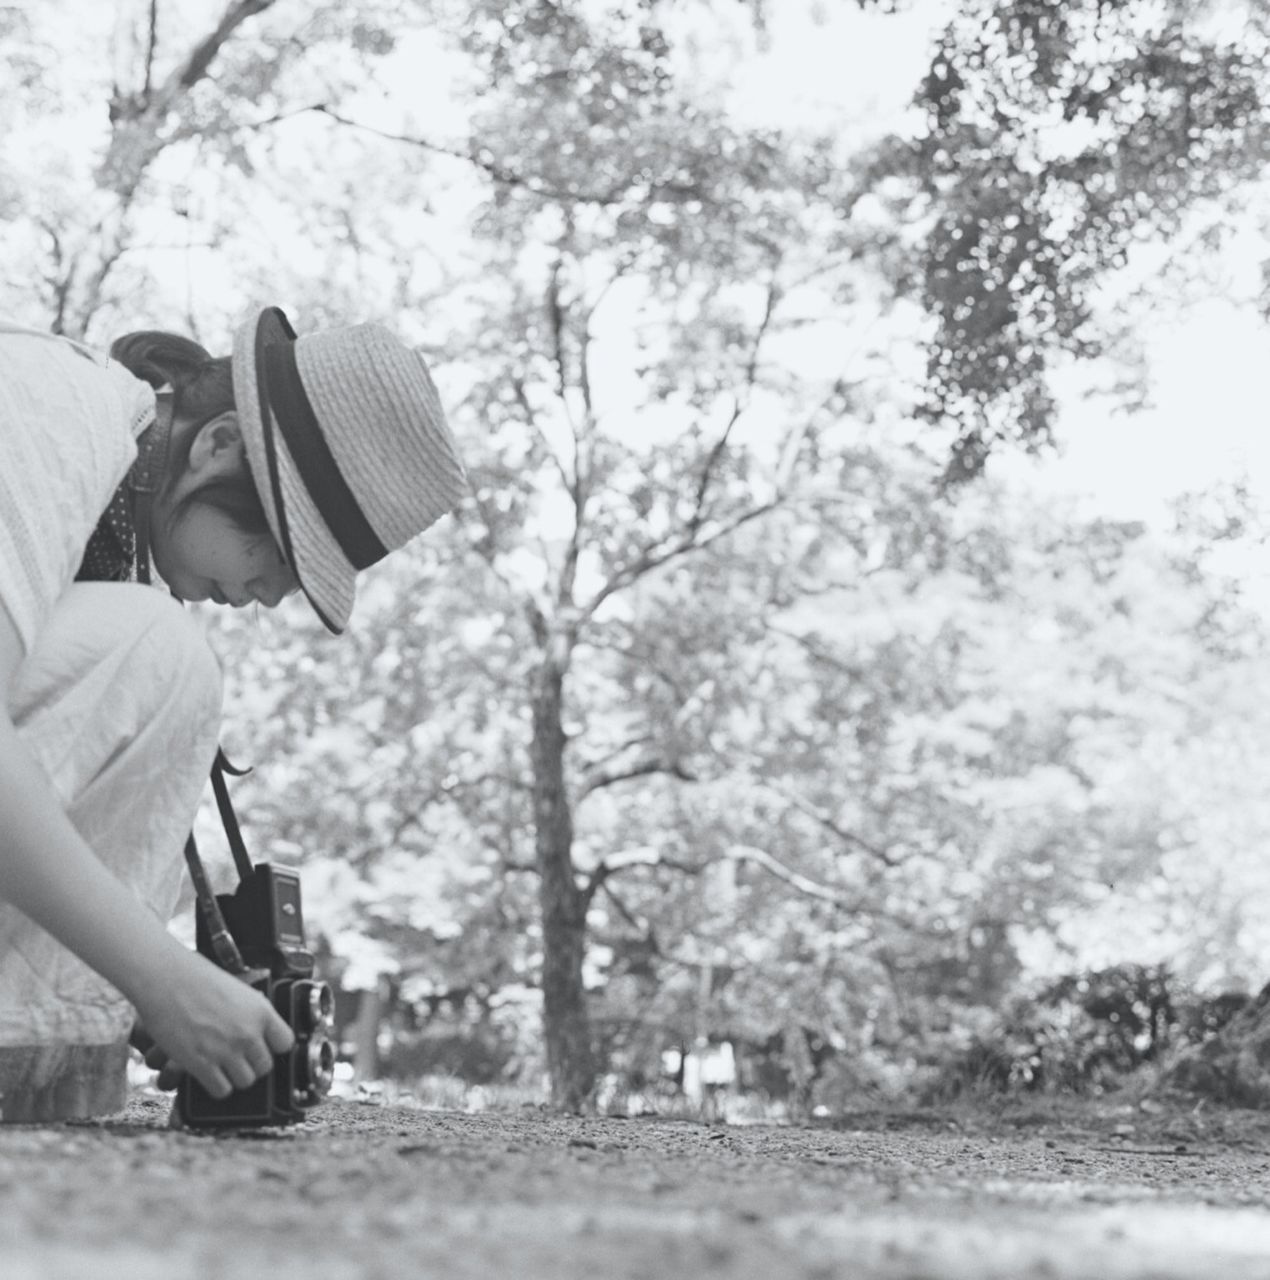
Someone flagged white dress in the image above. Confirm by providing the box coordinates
[0,324,222,1048]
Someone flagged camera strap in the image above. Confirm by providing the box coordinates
[128,389,173,593]
[129,408,251,976]
[182,830,248,975]
[188,751,256,975]
[209,749,256,885]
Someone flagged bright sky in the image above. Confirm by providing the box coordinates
[998,242,1270,529]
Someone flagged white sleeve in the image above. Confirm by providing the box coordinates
[0,330,152,655]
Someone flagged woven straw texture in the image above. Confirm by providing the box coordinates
[233,311,466,632]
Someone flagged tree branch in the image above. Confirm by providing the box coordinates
[304,106,624,205]
[600,886,660,951]
[687,277,782,536]
[512,375,573,496]
[168,0,277,94]
[685,277,782,543]
[764,623,860,677]
[38,221,73,336]
[143,0,159,105]
[111,0,277,132]
[571,283,834,625]
[547,258,569,404]
[579,845,700,908]
[577,756,698,801]
[687,401,744,538]
[722,845,850,908]
[754,778,900,867]
[581,500,780,622]
[90,0,280,326]
[581,734,654,769]
[450,487,550,643]
[578,841,857,914]
[546,258,585,609]
[74,234,133,335]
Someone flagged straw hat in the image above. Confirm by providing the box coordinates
[232,306,467,633]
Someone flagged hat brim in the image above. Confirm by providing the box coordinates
[232,307,355,634]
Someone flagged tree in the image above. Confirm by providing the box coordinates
[574,459,1268,1103]
[199,0,1270,1107]
[211,0,856,1108]
[0,0,407,339]
[203,394,1270,1108]
[857,0,1270,480]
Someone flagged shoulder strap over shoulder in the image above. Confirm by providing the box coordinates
[130,390,173,588]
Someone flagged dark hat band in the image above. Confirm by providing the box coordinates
[258,320,389,573]
[253,311,336,632]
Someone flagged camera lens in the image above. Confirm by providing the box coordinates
[295,981,335,1032]
[303,1036,336,1098]
[309,981,334,1029]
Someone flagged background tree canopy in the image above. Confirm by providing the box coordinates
[6,0,1270,1109]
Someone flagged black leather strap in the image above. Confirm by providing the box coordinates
[130,390,173,589]
[253,309,340,633]
[126,394,257,960]
[183,834,246,974]
[210,749,255,883]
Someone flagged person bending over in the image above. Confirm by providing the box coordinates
[0,307,466,1117]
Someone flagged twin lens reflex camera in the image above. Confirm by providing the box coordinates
[178,862,336,1128]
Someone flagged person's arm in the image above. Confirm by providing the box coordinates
[0,607,293,1098]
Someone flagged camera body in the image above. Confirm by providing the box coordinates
[179,863,335,1128]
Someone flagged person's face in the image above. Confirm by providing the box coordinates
[158,503,297,606]
[151,412,299,608]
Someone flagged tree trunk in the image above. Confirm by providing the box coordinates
[531,655,594,1110]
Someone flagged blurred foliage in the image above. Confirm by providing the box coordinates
[198,464,1270,1105]
[924,964,1251,1104]
[1163,982,1270,1106]
[860,0,1270,480]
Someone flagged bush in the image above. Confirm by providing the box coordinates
[925,964,1181,1100]
[1177,991,1251,1046]
[1162,985,1270,1106]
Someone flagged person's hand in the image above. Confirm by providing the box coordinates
[128,948,295,1099]
[129,1023,183,1091]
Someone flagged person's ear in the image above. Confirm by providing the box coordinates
[186,412,245,476]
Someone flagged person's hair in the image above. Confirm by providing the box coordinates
[110,330,270,536]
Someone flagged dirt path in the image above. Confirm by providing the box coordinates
[6,1094,1270,1279]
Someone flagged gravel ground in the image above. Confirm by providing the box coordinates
[6,1093,1270,1279]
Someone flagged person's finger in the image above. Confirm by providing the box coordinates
[129,1025,156,1055]
[156,1064,183,1092]
[224,1057,258,1092]
[143,1045,168,1070]
[264,1012,296,1055]
[246,1045,276,1079]
[191,1064,233,1100]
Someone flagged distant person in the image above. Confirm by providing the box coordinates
[0,307,466,1119]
